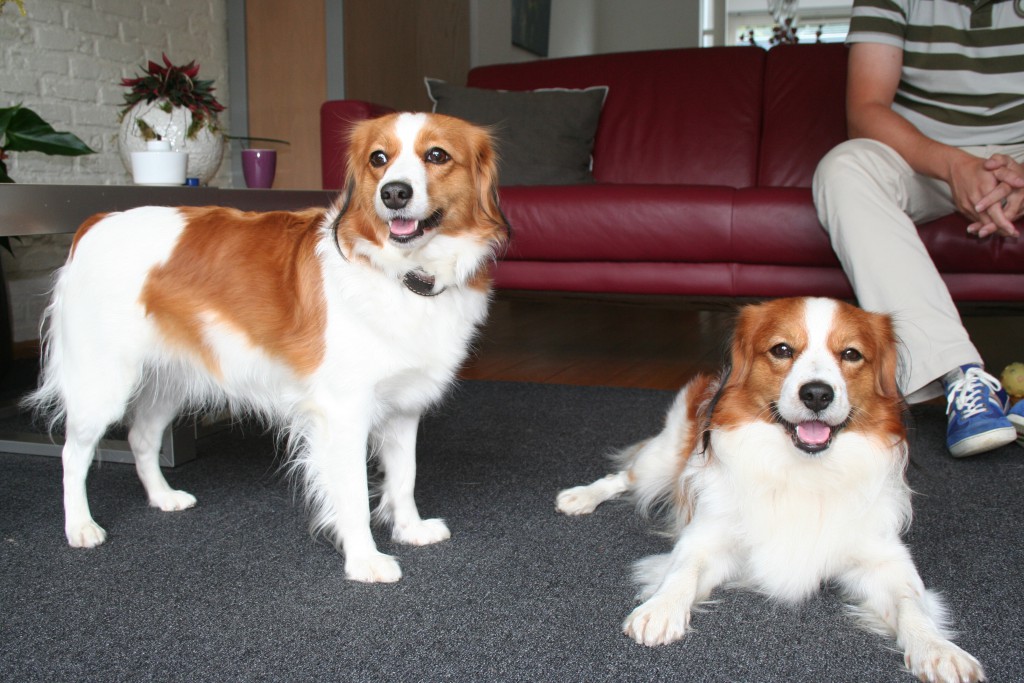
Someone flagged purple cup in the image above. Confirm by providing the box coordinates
[241,149,277,188]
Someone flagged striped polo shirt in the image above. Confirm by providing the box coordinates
[847,0,1024,146]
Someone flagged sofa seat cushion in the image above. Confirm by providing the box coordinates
[917,214,1024,274]
[492,261,857,298]
[499,185,736,262]
[500,185,839,268]
[730,187,838,267]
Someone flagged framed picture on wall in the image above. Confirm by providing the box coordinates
[512,0,551,57]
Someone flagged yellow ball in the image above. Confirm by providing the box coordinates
[1002,362,1024,398]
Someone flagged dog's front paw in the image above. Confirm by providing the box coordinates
[904,639,985,683]
[66,520,107,548]
[623,597,690,647]
[345,552,403,583]
[392,518,451,546]
[149,489,197,512]
[555,485,602,516]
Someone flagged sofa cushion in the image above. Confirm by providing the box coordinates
[500,185,839,267]
[425,79,607,186]
[759,43,849,188]
[730,187,838,266]
[499,185,735,261]
[917,214,1024,275]
[468,47,766,188]
[492,261,857,298]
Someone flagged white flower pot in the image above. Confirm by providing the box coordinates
[117,100,224,184]
[130,140,188,185]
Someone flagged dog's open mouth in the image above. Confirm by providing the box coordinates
[772,405,846,454]
[388,209,444,244]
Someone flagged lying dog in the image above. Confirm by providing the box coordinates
[29,112,509,583]
[556,297,984,683]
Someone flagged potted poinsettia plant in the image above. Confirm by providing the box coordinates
[117,54,226,184]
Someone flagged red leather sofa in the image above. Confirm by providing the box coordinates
[321,43,1023,302]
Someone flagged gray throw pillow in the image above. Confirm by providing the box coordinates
[425,78,607,186]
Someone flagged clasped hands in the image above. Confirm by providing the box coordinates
[954,153,1024,239]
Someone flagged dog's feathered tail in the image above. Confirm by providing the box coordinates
[616,372,720,533]
[22,262,70,432]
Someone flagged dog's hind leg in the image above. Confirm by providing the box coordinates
[555,431,680,516]
[62,418,111,548]
[377,411,450,546]
[556,377,704,517]
[60,365,140,548]
[128,380,196,512]
[555,469,631,516]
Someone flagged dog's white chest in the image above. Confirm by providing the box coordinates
[318,259,489,410]
[702,423,909,601]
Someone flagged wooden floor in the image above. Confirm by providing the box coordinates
[7,291,1018,395]
[460,292,1024,391]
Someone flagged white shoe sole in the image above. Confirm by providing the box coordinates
[1009,411,1024,447]
[949,425,1018,458]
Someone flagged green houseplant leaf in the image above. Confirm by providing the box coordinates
[0,105,95,252]
[1,105,96,184]
[0,105,95,158]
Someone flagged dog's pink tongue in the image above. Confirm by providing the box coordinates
[389,219,418,236]
[797,420,831,445]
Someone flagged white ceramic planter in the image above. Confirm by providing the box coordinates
[118,100,224,184]
[130,140,188,185]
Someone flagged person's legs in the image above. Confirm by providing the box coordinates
[813,139,1015,456]
[814,138,979,400]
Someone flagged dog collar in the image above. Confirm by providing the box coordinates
[403,269,446,297]
[331,223,446,298]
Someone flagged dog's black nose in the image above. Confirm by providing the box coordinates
[380,181,413,210]
[799,381,834,412]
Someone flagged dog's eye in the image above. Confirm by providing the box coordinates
[369,151,388,168]
[841,348,864,362]
[425,147,451,165]
[769,343,793,359]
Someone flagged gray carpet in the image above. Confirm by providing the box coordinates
[1,380,1021,682]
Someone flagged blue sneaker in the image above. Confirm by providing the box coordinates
[944,365,1016,458]
[1009,400,1024,448]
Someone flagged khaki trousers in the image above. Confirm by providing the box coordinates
[812,138,1024,403]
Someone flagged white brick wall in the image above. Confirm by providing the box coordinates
[0,0,230,342]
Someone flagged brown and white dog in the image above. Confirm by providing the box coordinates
[29,112,508,583]
[556,297,984,683]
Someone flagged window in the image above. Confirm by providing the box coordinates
[717,0,850,48]
[701,0,720,46]
[731,12,850,46]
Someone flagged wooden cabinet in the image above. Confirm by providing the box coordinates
[343,0,469,113]
[242,0,469,190]
[244,0,327,190]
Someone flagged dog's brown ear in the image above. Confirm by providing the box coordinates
[343,118,375,207]
[330,117,381,250]
[470,125,511,243]
[336,178,356,219]
[725,304,759,388]
[872,311,902,400]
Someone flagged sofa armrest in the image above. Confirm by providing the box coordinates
[320,100,395,189]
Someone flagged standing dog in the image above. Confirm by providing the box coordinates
[29,112,508,583]
[556,297,984,683]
